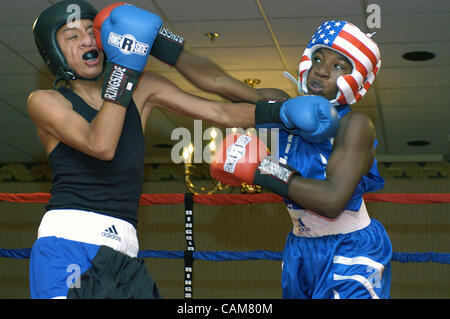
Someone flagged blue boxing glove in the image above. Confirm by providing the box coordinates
[255,95,339,143]
[279,96,339,143]
[94,3,162,107]
[101,4,161,71]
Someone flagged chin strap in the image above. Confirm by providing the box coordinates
[282,71,298,87]
[53,64,105,87]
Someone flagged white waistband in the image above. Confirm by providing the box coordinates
[287,200,371,237]
[37,209,139,257]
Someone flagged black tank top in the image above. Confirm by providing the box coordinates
[46,87,145,227]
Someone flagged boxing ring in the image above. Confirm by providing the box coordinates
[1,192,449,298]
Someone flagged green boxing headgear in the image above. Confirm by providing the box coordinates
[32,0,98,86]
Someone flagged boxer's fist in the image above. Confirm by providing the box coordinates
[211,133,298,197]
[94,3,162,107]
[94,3,184,67]
[210,133,268,186]
[279,95,339,143]
[95,3,162,72]
[255,95,339,144]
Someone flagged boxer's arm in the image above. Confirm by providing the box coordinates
[138,72,338,143]
[210,111,375,219]
[175,50,291,103]
[139,71,255,128]
[27,90,126,160]
[287,112,376,219]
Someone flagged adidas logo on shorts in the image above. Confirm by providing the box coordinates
[101,225,122,242]
[297,218,311,233]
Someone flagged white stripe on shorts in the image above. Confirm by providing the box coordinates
[37,209,139,257]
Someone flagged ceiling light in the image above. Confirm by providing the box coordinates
[205,32,220,43]
[402,51,435,61]
[407,140,430,147]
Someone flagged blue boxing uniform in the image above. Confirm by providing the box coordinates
[277,105,392,299]
[207,19,391,299]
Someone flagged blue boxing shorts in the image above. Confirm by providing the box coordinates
[281,218,392,299]
[29,209,161,299]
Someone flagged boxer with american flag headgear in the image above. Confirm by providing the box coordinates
[295,20,381,106]
[172,19,392,299]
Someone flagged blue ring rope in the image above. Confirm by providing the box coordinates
[1,248,449,264]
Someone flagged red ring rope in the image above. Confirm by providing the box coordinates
[0,193,449,205]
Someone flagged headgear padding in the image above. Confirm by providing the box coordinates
[298,21,381,106]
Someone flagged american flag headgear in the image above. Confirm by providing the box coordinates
[297,20,381,106]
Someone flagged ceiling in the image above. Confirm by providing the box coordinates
[0,0,449,164]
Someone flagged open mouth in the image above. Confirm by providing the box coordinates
[308,79,324,93]
[82,50,99,64]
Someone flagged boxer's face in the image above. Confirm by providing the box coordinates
[56,19,104,79]
[306,48,352,100]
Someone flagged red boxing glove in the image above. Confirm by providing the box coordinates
[93,2,127,50]
[210,133,269,187]
[211,133,299,197]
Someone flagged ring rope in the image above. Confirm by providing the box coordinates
[1,192,450,205]
[1,249,449,264]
